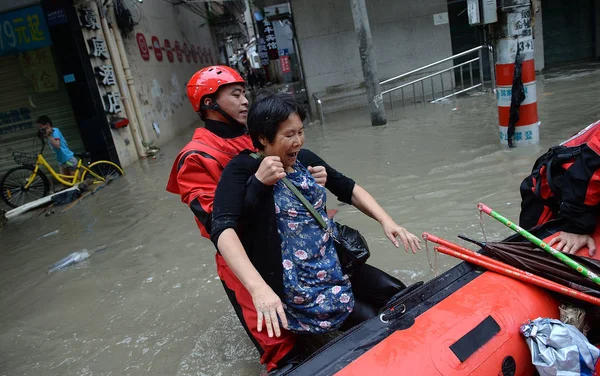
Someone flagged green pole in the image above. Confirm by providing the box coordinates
[477,203,600,286]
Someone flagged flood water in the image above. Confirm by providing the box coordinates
[2,65,600,376]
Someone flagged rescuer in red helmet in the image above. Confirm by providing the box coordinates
[167,66,418,371]
[166,66,328,370]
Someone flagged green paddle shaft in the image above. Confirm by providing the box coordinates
[477,203,600,286]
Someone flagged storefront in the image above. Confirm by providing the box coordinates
[0,0,125,186]
[0,4,85,178]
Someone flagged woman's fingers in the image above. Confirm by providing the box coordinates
[400,235,410,253]
[263,310,274,338]
[270,310,281,337]
[548,236,562,249]
[394,230,421,253]
[276,305,288,330]
[386,232,400,248]
[587,237,597,257]
[409,235,421,253]
[256,311,264,332]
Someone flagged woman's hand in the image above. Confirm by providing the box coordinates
[255,156,286,186]
[381,220,421,254]
[308,166,327,186]
[548,232,596,256]
[250,283,288,338]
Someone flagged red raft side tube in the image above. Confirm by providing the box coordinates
[336,272,559,376]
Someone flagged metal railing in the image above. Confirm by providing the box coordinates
[380,45,489,112]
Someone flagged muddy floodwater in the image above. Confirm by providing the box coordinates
[1,65,600,375]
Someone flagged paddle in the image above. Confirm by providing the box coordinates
[477,203,600,286]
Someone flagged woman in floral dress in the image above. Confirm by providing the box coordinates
[210,92,421,368]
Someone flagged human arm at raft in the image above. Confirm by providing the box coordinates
[215,229,288,337]
[298,149,421,253]
[211,156,288,338]
[548,159,600,256]
[350,184,421,253]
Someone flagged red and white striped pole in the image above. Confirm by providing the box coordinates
[495,1,539,146]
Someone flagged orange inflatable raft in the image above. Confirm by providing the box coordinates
[273,220,600,376]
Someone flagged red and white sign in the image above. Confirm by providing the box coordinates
[191,44,198,63]
[151,36,163,61]
[200,47,207,64]
[174,41,183,62]
[164,39,174,63]
[136,33,150,61]
[280,55,291,73]
[183,43,191,63]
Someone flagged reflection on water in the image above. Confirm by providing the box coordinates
[1,67,600,375]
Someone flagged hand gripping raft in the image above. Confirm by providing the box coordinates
[477,203,600,286]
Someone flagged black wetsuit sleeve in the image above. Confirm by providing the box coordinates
[243,174,272,215]
[211,154,258,246]
[298,148,356,204]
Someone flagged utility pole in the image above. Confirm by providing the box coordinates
[495,0,538,146]
[349,0,386,126]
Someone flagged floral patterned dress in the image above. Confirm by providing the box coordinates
[274,161,354,333]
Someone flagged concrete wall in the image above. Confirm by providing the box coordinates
[121,0,218,147]
[291,0,453,111]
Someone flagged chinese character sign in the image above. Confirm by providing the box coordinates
[88,37,110,59]
[261,20,278,60]
[104,92,122,114]
[136,33,150,61]
[0,107,33,135]
[280,55,291,73]
[95,65,116,86]
[19,47,59,92]
[0,5,52,57]
[257,38,269,66]
[79,7,100,30]
[164,39,174,63]
[151,36,163,61]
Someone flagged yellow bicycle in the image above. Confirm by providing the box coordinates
[0,143,124,208]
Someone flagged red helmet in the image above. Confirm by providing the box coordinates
[186,66,245,112]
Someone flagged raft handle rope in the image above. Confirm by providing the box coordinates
[424,235,438,277]
[479,210,488,243]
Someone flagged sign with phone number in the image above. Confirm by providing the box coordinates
[0,5,52,57]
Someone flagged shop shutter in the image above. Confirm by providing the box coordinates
[0,52,83,181]
[542,0,595,66]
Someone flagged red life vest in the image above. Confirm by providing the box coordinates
[166,127,254,238]
[520,120,600,233]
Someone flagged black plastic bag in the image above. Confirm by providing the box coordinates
[334,223,371,275]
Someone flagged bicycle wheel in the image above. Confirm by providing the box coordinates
[0,166,50,208]
[80,161,124,184]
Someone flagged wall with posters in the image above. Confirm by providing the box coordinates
[291,0,453,111]
[120,0,219,145]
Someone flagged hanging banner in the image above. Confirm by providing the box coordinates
[0,5,52,57]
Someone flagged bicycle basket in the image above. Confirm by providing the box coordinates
[12,152,37,166]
